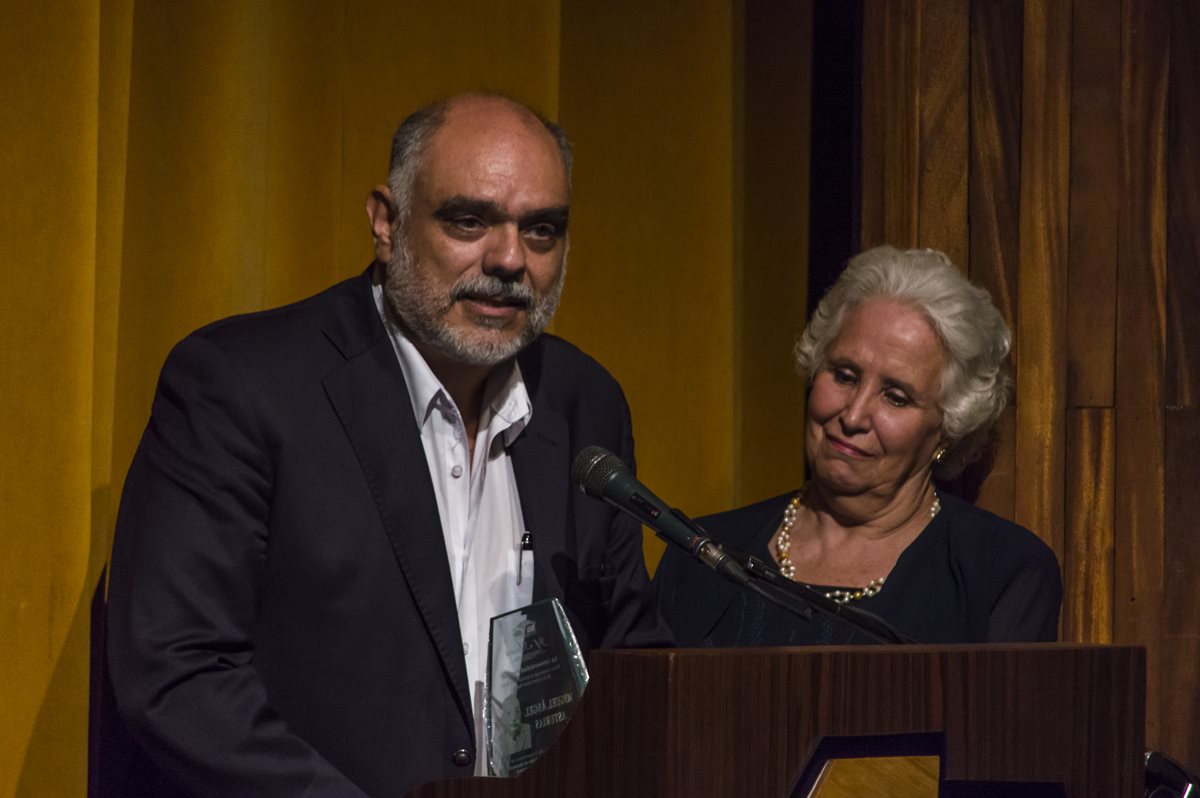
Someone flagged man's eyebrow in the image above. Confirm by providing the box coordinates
[432,197,569,229]
[433,196,505,221]
[517,206,570,230]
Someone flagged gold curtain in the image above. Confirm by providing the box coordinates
[0,2,561,792]
[1,1,811,792]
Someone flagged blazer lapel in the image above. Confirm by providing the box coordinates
[511,409,570,606]
[321,275,473,730]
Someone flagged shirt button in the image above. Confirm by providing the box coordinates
[462,642,470,656]
[451,748,472,767]
[451,464,463,478]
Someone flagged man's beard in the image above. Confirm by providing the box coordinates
[383,242,566,367]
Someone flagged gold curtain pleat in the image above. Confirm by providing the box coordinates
[1,2,562,793]
[0,0,811,792]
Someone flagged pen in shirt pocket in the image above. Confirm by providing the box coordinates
[517,531,533,585]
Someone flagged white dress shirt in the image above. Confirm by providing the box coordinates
[373,280,534,773]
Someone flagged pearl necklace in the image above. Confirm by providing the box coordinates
[774,489,942,604]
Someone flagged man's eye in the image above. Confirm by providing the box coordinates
[451,217,486,232]
[524,223,561,241]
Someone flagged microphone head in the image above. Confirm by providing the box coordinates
[571,446,627,498]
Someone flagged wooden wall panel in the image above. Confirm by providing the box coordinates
[967,0,1022,519]
[1163,407,1200,765]
[860,1,919,249]
[860,0,1200,765]
[1113,0,1169,747]
[1063,409,1114,643]
[1066,0,1120,408]
[916,0,969,270]
[1167,0,1200,409]
[1014,0,1071,559]
[1162,0,1200,766]
[967,0,1022,329]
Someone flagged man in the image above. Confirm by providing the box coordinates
[105,94,667,797]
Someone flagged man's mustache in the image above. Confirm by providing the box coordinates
[451,276,534,309]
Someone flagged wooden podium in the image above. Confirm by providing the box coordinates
[409,644,1145,798]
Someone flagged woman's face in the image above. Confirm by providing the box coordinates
[806,299,946,500]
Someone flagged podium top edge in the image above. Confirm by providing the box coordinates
[598,642,1145,656]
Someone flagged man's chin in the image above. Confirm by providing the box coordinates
[434,326,537,367]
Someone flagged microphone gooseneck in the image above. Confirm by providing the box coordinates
[569,446,743,573]
[569,445,913,644]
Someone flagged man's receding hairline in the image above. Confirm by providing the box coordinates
[433,94,564,154]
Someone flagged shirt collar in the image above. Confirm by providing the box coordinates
[372,271,532,442]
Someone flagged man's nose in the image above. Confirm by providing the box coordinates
[483,224,526,277]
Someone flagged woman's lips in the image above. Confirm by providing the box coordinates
[827,435,872,458]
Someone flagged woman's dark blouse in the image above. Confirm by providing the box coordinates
[653,491,1062,646]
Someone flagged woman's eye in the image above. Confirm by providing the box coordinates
[884,391,911,407]
[832,368,856,385]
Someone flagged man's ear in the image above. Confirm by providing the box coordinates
[366,185,396,262]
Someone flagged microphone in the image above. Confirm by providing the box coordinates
[570,446,748,582]
[571,447,915,641]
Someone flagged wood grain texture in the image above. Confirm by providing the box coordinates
[1066,0,1120,408]
[1113,0,1169,749]
[967,0,1022,335]
[916,0,968,268]
[860,0,920,249]
[1162,407,1200,765]
[972,406,1017,521]
[1063,409,1115,643]
[856,0,1198,768]
[1160,0,1200,766]
[1015,0,1071,560]
[967,0,1023,517]
[813,756,939,797]
[407,646,1145,798]
[1167,0,1200,409]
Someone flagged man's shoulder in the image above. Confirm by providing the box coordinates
[521,333,626,400]
[179,271,376,364]
[198,271,369,338]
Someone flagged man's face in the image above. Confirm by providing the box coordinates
[385,100,570,367]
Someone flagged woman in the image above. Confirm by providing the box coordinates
[655,245,1061,645]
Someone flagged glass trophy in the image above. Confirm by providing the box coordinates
[484,598,589,777]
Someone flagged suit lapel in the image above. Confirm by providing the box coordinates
[321,274,473,730]
[511,339,571,606]
[511,409,570,605]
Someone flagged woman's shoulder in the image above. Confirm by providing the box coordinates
[935,491,1060,575]
[694,492,796,549]
[654,492,791,596]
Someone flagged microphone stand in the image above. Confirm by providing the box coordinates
[667,510,915,645]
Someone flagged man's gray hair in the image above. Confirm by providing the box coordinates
[794,245,1013,478]
[386,93,573,228]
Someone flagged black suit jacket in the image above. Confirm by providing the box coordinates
[105,270,668,797]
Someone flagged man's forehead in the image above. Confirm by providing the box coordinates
[415,100,569,203]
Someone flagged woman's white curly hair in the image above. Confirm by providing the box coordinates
[794,245,1013,479]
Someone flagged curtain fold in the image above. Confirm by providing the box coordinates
[1,2,563,793]
[1,0,782,791]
